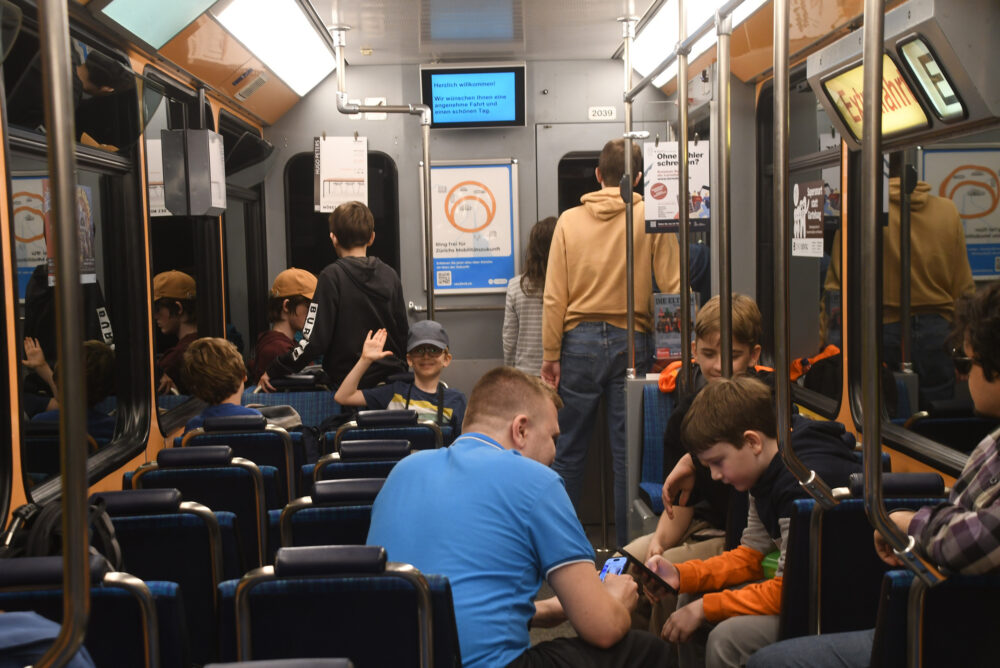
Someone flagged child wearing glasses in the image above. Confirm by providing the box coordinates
[335,319,467,433]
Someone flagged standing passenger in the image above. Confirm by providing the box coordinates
[152,270,197,394]
[250,268,318,384]
[503,216,556,376]
[542,138,681,546]
[259,201,409,391]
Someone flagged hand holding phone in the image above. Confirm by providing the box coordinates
[618,547,679,602]
[599,556,628,581]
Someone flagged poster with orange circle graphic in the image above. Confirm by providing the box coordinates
[921,147,1000,278]
[421,161,519,293]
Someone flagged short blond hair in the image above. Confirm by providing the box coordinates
[695,294,762,348]
[181,337,246,405]
[464,367,563,430]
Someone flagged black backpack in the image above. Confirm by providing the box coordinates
[0,499,123,570]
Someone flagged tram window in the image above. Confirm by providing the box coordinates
[878,126,1000,449]
[143,69,224,427]
[759,70,845,417]
[284,152,401,275]
[11,156,122,491]
[3,23,140,154]
[557,151,645,215]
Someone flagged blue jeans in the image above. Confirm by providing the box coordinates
[552,322,649,547]
[746,629,875,668]
[883,314,953,409]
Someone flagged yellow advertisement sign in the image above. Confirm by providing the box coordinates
[822,55,928,141]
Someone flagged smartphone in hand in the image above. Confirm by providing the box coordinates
[599,556,628,581]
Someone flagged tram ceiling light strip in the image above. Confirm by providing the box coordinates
[630,0,767,88]
[213,0,337,97]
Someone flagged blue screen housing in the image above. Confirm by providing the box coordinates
[421,65,526,129]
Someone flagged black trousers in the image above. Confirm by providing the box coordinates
[506,630,671,668]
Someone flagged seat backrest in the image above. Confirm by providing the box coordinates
[330,411,443,454]
[641,385,672,484]
[907,416,1000,453]
[91,489,230,665]
[133,447,271,570]
[279,480,386,549]
[780,497,945,641]
[241,388,341,429]
[218,546,456,667]
[0,555,186,668]
[183,425,296,504]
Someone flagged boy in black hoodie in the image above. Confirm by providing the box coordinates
[259,201,409,391]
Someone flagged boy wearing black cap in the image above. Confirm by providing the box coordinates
[335,320,467,433]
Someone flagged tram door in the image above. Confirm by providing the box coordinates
[535,120,665,538]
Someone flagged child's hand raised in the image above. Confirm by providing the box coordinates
[361,329,394,363]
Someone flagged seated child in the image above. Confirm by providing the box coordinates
[624,294,765,634]
[748,280,1000,668]
[28,339,116,443]
[181,337,262,434]
[334,320,467,434]
[251,267,318,383]
[645,376,861,667]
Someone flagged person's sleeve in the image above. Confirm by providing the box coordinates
[824,229,842,292]
[907,443,1000,574]
[529,476,595,576]
[948,204,976,300]
[267,271,337,378]
[502,284,518,366]
[542,222,569,362]
[652,231,681,294]
[361,384,394,410]
[701,577,784,622]
[674,544,765,595]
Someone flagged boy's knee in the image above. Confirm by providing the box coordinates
[705,616,779,668]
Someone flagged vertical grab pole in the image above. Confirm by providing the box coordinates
[898,153,913,372]
[859,0,942,590]
[421,124,435,320]
[677,0,692,395]
[774,0,837,507]
[621,15,638,380]
[35,0,90,665]
[717,11,733,377]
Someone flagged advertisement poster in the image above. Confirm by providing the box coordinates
[921,146,1000,279]
[791,179,825,258]
[653,292,700,360]
[314,135,368,212]
[420,160,519,294]
[643,141,711,233]
[12,176,96,300]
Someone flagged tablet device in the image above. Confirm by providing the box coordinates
[599,556,627,581]
[618,547,679,596]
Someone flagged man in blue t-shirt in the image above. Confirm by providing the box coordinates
[334,320,467,433]
[367,367,669,668]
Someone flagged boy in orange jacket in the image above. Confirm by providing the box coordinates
[646,376,861,667]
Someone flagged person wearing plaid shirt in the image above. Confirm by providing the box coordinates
[748,281,1000,668]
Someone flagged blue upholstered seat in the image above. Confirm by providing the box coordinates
[0,555,187,667]
[130,446,273,571]
[217,546,460,667]
[639,384,673,515]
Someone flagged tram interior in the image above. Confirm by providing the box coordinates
[0,0,998,664]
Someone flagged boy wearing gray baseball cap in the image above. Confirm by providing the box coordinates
[335,320,467,434]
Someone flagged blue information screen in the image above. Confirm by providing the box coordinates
[430,71,516,123]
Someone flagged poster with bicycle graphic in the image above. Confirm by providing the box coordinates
[420,160,519,294]
[920,145,1000,279]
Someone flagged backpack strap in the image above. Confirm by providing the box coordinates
[87,498,122,571]
[436,383,444,425]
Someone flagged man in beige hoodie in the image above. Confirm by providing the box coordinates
[542,138,680,546]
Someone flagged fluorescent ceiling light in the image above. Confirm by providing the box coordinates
[631,0,768,87]
[215,0,336,97]
[99,0,216,50]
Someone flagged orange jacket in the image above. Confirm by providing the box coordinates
[658,361,774,394]
[789,344,840,382]
[675,545,783,621]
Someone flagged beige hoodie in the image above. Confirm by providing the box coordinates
[542,187,681,360]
